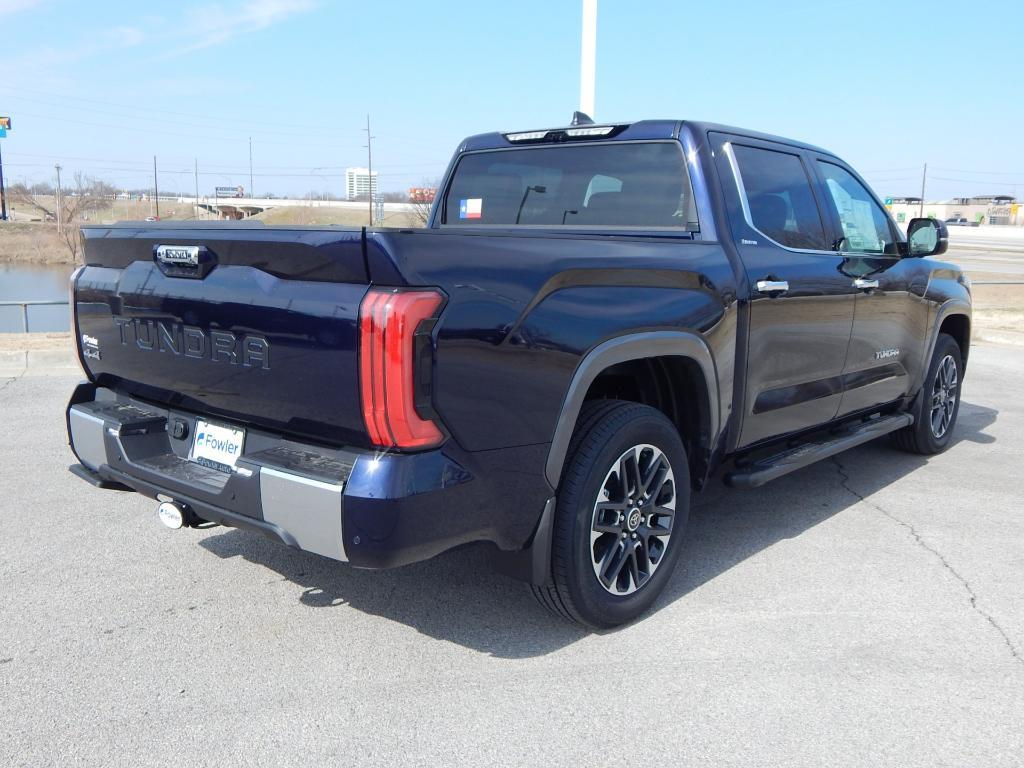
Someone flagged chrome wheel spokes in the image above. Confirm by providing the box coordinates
[590,444,676,596]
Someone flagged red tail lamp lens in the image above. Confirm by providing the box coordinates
[359,289,444,449]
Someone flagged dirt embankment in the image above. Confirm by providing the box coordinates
[254,206,423,228]
[0,223,78,265]
[970,283,1024,345]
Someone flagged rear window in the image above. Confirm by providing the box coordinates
[730,144,828,251]
[441,142,697,231]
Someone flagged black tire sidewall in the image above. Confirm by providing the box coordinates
[557,404,690,628]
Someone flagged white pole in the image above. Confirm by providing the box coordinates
[580,0,597,117]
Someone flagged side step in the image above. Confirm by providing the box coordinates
[69,463,133,491]
[724,413,914,489]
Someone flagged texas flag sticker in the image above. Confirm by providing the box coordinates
[459,198,482,219]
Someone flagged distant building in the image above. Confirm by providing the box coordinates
[408,187,437,204]
[885,195,1020,227]
[346,168,378,200]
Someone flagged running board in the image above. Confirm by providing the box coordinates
[724,413,914,489]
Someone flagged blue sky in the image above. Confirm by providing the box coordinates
[0,0,1020,200]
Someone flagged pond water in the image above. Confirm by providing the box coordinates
[0,263,75,332]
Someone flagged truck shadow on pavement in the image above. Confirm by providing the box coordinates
[198,400,997,658]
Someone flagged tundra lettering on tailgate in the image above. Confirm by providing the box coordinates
[112,317,270,369]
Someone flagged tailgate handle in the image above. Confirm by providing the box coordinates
[153,244,216,278]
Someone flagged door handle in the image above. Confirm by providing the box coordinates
[755,279,790,295]
[853,278,879,291]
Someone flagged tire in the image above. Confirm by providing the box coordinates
[532,400,690,629]
[892,333,964,455]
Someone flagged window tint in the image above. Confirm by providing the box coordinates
[731,144,827,251]
[442,142,696,230]
[817,162,897,255]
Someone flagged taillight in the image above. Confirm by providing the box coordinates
[359,288,445,449]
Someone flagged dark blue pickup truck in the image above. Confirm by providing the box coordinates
[67,117,971,627]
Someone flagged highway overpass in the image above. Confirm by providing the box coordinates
[181,196,417,220]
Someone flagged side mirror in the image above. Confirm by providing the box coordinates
[905,217,949,257]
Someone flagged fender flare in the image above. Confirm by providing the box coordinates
[926,300,971,372]
[543,331,721,489]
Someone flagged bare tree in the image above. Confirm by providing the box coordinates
[12,174,113,261]
[10,183,55,221]
[408,179,440,227]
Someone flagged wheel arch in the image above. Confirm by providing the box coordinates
[938,311,971,371]
[544,331,720,490]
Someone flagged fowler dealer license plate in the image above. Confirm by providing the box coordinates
[190,420,245,472]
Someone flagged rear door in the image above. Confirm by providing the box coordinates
[712,133,857,447]
[811,158,929,417]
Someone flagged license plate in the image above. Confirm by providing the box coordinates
[190,420,245,472]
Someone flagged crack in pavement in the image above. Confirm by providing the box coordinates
[0,370,26,397]
[830,455,1022,668]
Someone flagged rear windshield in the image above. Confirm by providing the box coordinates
[441,142,698,231]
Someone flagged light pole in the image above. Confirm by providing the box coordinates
[0,139,7,221]
[364,115,375,225]
[580,0,597,117]
[310,167,329,207]
[919,163,927,219]
[54,164,63,236]
[152,156,160,220]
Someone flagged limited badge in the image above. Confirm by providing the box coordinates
[459,198,482,220]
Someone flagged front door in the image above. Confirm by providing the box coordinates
[713,135,858,447]
[812,159,930,417]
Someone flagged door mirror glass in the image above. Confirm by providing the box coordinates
[906,217,949,257]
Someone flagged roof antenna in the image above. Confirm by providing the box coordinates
[571,111,595,126]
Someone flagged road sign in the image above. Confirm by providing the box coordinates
[0,128,6,138]
[884,197,893,206]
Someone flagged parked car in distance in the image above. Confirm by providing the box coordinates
[944,216,976,227]
[66,115,970,628]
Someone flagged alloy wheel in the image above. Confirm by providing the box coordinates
[930,354,959,439]
[590,444,676,596]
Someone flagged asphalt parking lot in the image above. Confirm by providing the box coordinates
[2,343,1022,767]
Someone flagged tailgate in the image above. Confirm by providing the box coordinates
[75,223,371,447]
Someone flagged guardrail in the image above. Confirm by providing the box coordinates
[0,300,69,333]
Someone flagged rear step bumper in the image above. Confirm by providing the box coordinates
[724,413,914,489]
[65,383,490,570]
[71,462,302,548]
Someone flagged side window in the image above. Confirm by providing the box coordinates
[817,162,897,255]
[731,144,828,251]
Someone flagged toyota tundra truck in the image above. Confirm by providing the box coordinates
[66,116,971,628]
